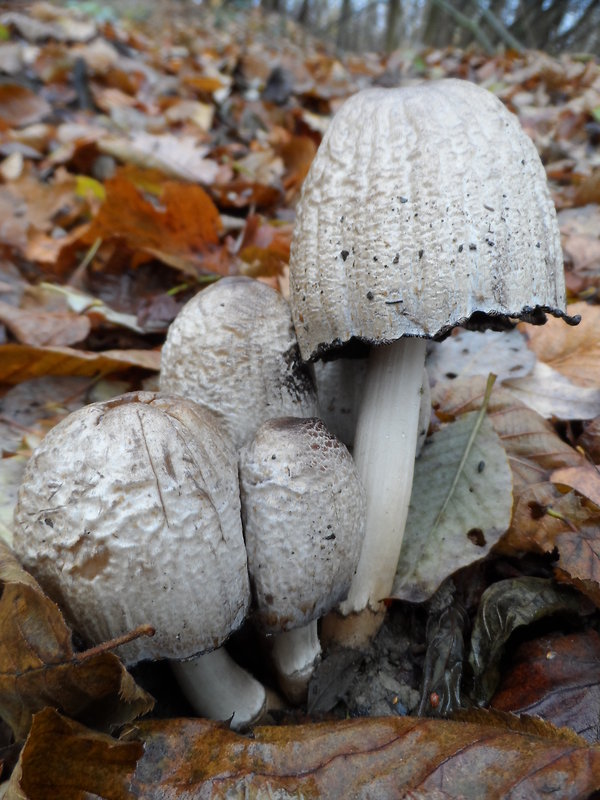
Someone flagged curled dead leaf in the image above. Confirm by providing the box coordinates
[0,542,154,742]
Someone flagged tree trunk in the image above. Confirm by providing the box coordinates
[385,0,401,52]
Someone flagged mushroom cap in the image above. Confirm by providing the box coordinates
[13,392,249,665]
[239,417,365,633]
[289,79,571,362]
[159,276,317,449]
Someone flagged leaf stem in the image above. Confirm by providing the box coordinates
[430,373,497,535]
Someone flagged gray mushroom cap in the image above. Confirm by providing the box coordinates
[239,417,365,633]
[290,79,575,362]
[13,391,249,665]
[160,276,317,449]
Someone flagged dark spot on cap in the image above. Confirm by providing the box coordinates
[340,250,349,261]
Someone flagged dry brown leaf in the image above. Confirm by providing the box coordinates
[0,343,160,385]
[432,376,582,495]
[8,707,600,799]
[129,713,600,798]
[552,463,600,507]
[98,133,220,184]
[6,708,143,800]
[238,214,292,277]
[0,84,51,127]
[0,300,90,347]
[0,542,153,742]
[520,302,600,389]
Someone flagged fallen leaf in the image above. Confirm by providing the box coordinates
[238,214,292,277]
[469,577,588,705]
[6,708,142,800]
[491,630,600,743]
[432,376,582,497]
[393,380,513,603]
[0,83,51,127]
[521,302,600,389]
[80,174,228,277]
[0,299,90,347]
[427,328,536,384]
[0,456,27,544]
[0,343,160,385]
[11,707,600,799]
[504,361,600,420]
[558,205,600,296]
[98,133,220,184]
[128,713,600,798]
[552,463,600,507]
[0,542,154,741]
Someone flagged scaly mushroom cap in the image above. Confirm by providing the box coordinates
[13,392,249,665]
[290,79,572,362]
[239,417,365,633]
[160,276,317,449]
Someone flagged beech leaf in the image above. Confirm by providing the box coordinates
[0,542,154,741]
[10,708,600,800]
[392,378,513,603]
[0,343,160,385]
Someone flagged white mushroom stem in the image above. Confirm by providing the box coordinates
[170,648,267,731]
[269,622,321,704]
[337,338,427,629]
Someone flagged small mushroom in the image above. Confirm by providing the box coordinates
[239,417,365,702]
[160,276,317,449]
[289,80,579,645]
[13,391,265,729]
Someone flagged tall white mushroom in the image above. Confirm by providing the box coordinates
[239,417,365,701]
[12,392,266,730]
[289,79,579,645]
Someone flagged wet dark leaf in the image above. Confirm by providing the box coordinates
[469,577,589,705]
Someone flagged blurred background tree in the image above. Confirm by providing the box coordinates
[240,0,600,54]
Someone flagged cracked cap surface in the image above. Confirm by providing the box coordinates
[13,391,249,664]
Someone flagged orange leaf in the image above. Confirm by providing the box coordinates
[81,174,228,276]
[0,344,160,385]
[521,302,600,389]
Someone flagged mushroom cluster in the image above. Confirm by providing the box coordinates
[289,79,579,645]
[12,276,366,725]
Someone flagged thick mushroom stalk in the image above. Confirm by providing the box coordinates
[172,648,266,729]
[337,339,426,623]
